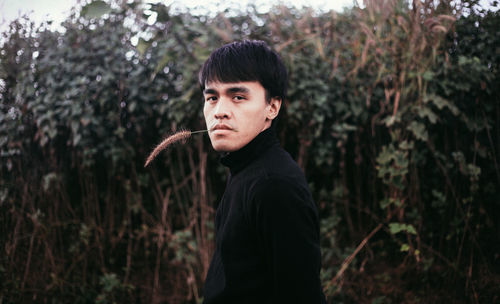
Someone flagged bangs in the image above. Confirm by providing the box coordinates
[202,63,258,86]
[199,45,261,86]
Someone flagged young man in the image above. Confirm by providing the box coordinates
[199,40,326,304]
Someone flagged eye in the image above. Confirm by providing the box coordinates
[233,95,246,101]
[205,96,217,103]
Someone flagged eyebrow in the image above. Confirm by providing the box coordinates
[203,88,217,95]
[203,86,250,95]
[226,86,250,94]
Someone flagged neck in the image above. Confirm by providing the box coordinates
[220,127,279,175]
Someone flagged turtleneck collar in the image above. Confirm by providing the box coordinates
[220,126,279,175]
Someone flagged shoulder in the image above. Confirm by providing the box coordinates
[246,164,319,234]
[246,146,307,193]
[252,174,311,207]
[240,145,313,208]
[256,146,306,180]
[250,156,313,211]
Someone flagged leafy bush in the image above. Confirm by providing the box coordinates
[1,0,498,303]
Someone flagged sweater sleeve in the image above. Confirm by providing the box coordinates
[250,176,325,304]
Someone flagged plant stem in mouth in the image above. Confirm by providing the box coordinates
[190,129,209,134]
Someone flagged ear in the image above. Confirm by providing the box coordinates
[266,97,282,121]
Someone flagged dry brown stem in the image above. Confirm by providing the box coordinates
[326,223,384,290]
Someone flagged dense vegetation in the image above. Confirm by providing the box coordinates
[1,0,498,303]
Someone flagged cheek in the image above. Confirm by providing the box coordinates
[247,106,268,124]
[203,105,210,121]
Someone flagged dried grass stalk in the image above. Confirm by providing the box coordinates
[144,130,192,167]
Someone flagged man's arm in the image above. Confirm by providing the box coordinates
[250,177,325,303]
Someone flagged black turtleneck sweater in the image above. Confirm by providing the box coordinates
[203,127,326,304]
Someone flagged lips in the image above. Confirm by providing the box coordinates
[211,123,233,131]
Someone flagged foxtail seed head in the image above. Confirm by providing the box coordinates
[144,130,192,167]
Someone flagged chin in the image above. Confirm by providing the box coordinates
[210,139,242,153]
[212,143,237,153]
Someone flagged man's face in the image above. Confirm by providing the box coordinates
[203,81,281,152]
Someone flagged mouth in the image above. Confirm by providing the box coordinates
[209,122,236,132]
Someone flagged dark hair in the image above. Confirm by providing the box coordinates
[198,40,288,102]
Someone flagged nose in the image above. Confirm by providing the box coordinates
[214,97,231,120]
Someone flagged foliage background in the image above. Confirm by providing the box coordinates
[1,0,499,303]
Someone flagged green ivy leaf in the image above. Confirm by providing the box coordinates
[407,121,428,141]
[81,1,112,19]
[389,223,417,235]
[136,38,151,57]
[422,70,434,81]
[400,243,410,252]
[417,106,438,124]
[425,95,460,116]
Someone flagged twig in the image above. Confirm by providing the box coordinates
[325,223,384,289]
